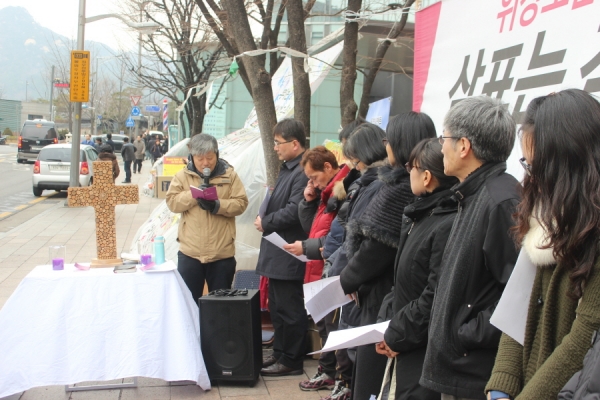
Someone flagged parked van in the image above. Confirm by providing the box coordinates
[17,120,58,163]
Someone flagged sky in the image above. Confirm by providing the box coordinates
[0,0,137,51]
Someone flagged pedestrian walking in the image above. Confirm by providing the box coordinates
[133,135,145,173]
[121,137,135,184]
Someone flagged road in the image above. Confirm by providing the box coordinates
[0,145,61,220]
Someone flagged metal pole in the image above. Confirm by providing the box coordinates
[49,66,55,121]
[69,0,86,189]
[135,5,143,140]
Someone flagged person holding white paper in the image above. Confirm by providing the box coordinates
[485,90,600,399]
[254,119,309,377]
[374,138,458,400]
[340,113,436,400]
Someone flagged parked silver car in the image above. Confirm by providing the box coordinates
[32,144,98,196]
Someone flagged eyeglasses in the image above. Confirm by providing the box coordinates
[404,162,423,173]
[274,140,294,147]
[438,135,459,145]
[382,138,389,146]
[351,160,360,169]
[519,157,532,176]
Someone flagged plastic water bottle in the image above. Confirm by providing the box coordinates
[154,236,165,265]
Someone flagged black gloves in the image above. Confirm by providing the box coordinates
[197,198,216,213]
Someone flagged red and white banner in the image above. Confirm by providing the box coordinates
[414,0,600,178]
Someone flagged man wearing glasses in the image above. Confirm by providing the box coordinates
[255,118,309,376]
[420,96,521,400]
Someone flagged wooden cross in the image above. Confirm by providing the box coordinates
[68,161,139,267]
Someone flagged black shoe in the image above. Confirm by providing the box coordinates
[262,355,278,368]
[122,181,131,184]
[260,362,303,376]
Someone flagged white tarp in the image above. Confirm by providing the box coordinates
[414,0,600,179]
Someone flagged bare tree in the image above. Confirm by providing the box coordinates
[193,0,315,185]
[339,0,363,127]
[118,0,231,138]
[357,0,415,119]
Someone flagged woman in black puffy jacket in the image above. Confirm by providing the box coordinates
[375,138,458,400]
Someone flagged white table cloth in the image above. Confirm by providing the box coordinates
[0,264,211,398]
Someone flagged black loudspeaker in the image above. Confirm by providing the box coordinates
[199,289,261,385]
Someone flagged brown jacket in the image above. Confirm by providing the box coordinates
[166,160,248,263]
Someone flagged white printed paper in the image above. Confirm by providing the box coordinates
[490,249,536,345]
[263,233,309,262]
[304,276,351,323]
[309,321,390,354]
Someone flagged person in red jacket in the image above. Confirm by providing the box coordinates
[284,146,349,282]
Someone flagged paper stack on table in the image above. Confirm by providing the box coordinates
[304,276,351,323]
[309,321,390,354]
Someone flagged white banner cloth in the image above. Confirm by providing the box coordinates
[0,264,210,397]
[414,0,600,179]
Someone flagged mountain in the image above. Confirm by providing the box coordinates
[0,6,115,101]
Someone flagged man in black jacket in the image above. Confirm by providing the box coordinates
[420,96,521,400]
[121,137,135,184]
[255,119,309,377]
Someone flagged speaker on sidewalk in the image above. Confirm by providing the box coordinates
[199,289,261,385]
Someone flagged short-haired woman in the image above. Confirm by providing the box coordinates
[485,89,600,399]
[340,113,436,400]
[375,138,458,399]
[166,133,248,301]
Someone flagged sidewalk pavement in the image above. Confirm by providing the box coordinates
[0,162,327,400]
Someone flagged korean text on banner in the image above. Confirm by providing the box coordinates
[415,0,600,179]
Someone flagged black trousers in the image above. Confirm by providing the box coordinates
[134,159,143,172]
[177,251,236,303]
[317,309,352,382]
[268,278,307,370]
[352,342,388,400]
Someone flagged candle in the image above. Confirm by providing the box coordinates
[140,254,152,265]
[52,258,64,270]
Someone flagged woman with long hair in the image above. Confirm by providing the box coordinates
[340,112,437,400]
[485,89,600,399]
[376,138,458,399]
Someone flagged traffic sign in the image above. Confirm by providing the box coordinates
[125,117,135,127]
[130,95,142,106]
[145,105,160,113]
[70,50,90,102]
[97,115,102,120]
[131,106,141,117]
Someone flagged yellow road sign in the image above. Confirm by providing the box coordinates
[70,51,90,102]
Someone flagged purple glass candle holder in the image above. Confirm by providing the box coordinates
[52,258,65,270]
[140,254,152,265]
[49,245,66,270]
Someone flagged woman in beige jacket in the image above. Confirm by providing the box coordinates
[166,133,248,302]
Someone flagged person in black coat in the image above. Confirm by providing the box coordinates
[420,97,520,400]
[375,138,459,400]
[340,112,437,400]
[255,119,310,377]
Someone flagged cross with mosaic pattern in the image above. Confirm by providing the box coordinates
[68,161,139,267]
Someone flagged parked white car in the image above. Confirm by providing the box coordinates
[32,144,98,196]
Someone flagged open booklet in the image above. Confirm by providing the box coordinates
[190,185,218,200]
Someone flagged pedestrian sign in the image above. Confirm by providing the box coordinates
[125,117,135,127]
[131,106,141,117]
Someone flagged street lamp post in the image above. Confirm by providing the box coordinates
[69,1,160,190]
